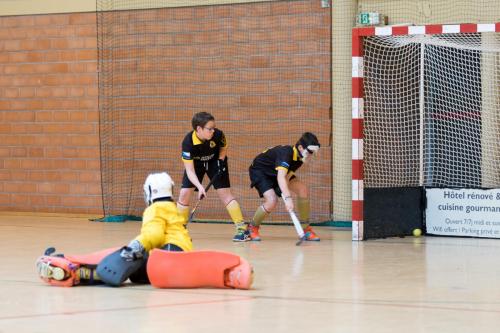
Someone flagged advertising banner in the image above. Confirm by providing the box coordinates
[426,188,500,238]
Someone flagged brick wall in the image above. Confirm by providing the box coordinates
[0,12,100,214]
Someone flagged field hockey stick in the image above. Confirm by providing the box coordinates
[188,171,222,223]
[281,195,307,246]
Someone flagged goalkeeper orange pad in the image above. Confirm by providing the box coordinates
[36,247,118,287]
[147,249,254,290]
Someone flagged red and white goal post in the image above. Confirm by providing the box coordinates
[352,23,500,240]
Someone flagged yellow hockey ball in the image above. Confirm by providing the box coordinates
[413,228,422,237]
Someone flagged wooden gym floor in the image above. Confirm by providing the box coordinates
[0,214,499,332]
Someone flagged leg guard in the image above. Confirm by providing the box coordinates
[96,247,147,287]
[147,249,254,290]
[36,247,117,287]
[65,247,120,265]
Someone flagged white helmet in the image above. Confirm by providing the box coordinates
[143,172,174,205]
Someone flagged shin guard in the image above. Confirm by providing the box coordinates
[147,249,253,290]
[96,248,147,286]
[36,247,117,287]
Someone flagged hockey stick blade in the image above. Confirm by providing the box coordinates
[296,235,307,246]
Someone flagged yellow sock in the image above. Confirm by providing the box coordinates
[226,200,245,230]
[177,202,189,224]
[251,205,269,226]
[79,266,100,281]
[297,197,310,230]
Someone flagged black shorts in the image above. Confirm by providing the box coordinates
[249,167,297,198]
[249,167,281,198]
[182,158,231,190]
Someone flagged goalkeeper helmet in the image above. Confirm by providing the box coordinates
[143,172,174,206]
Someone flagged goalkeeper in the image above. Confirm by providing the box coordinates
[247,132,321,241]
[36,171,253,290]
[177,112,249,242]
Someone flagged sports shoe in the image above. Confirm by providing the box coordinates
[248,224,261,241]
[304,226,320,241]
[232,229,250,242]
[37,259,67,281]
[120,240,145,261]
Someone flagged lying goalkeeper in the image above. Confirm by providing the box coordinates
[36,172,253,290]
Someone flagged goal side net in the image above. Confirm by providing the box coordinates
[352,24,500,240]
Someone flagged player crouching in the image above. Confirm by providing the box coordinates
[36,172,253,290]
[247,132,321,241]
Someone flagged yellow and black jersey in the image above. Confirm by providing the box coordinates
[181,129,227,164]
[250,145,303,178]
[140,200,193,252]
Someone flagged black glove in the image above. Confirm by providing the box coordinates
[217,158,227,174]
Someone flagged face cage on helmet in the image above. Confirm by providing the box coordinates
[306,145,320,154]
[144,184,152,205]
[299,144,319,162]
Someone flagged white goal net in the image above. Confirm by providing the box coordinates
[363,31,500,189]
